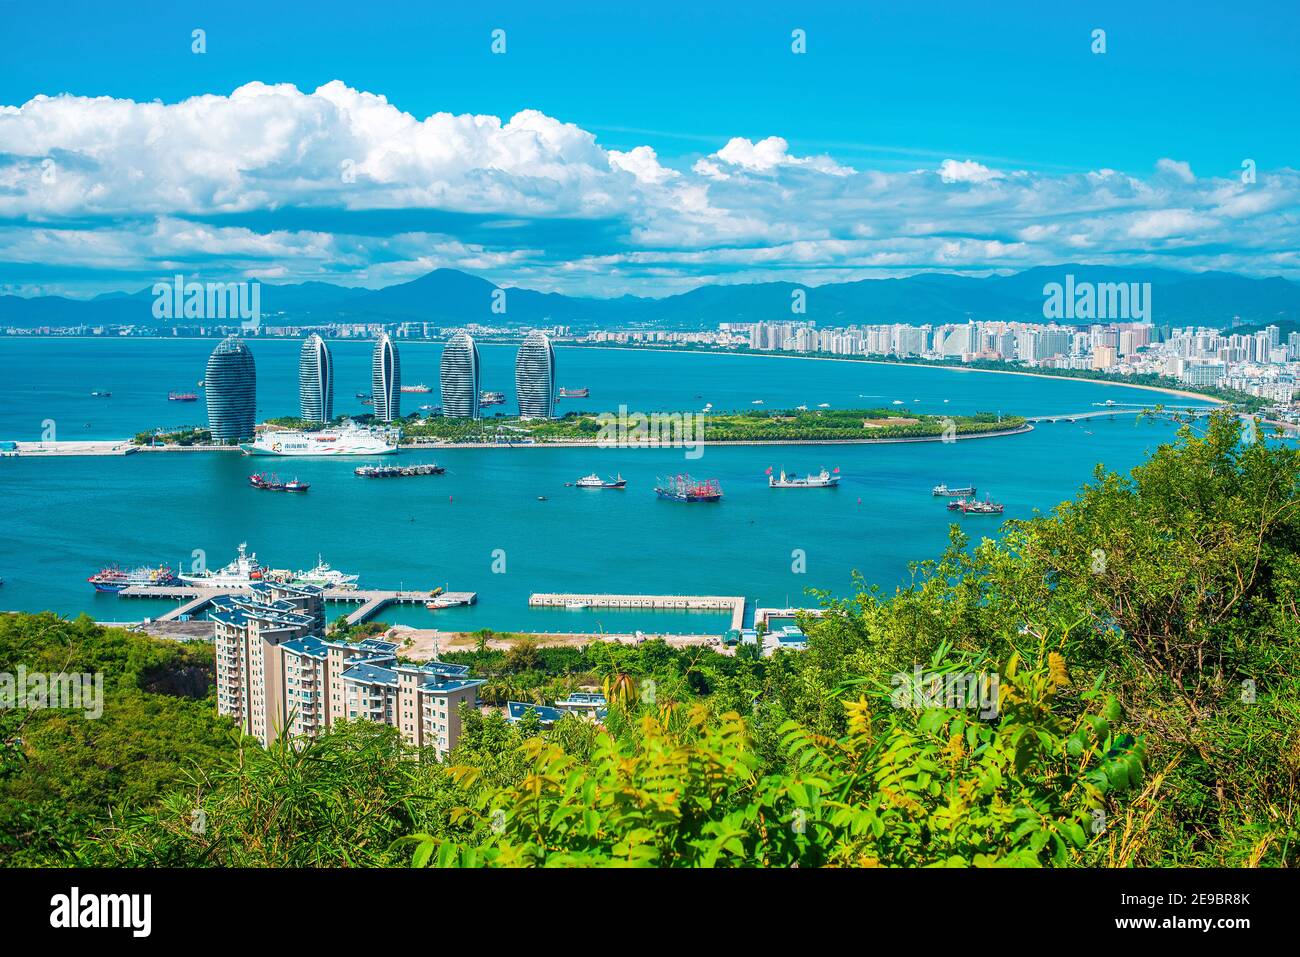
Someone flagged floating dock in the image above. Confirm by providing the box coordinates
[116,585,474,625]
[529,592,746,631]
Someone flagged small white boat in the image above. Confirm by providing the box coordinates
[892,399,905,405]
[817,402,830,408]
[751,399,765,405]
[565,601,590,610]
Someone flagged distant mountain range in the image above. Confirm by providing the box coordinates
[4,265,1299,330]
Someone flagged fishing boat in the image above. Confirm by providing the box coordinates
[655,474,723,502]
[948,496,1004,516]
[575,473,626,489]
[88,563,179,593]
[248,472,310,492]
[768,467,840,488]
[932,483,977,497]
[354,463,444,478]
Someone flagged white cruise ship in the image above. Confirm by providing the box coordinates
[241,423,397,456]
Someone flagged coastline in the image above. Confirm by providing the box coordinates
[567,344,1230,407]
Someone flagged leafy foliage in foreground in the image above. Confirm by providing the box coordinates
[412,646,1142,867]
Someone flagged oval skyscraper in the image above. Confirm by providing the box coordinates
[515,331,556,420]
[371,333,401,422]
[205,335,257,443]
[440,332,480,419]
[298,333,333,423]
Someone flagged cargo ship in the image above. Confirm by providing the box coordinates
[401,384,432,393]
[932,483,976,497]
[655,474,722,502]
[88,563,179,593]
[575,473,626,489]
[249,472,310,492]
[558,387,589,399]
[354,463,444,478]
[241,423,397,456]
[479,391,506,407]
[168,391,199,402]
[768,467,840,488]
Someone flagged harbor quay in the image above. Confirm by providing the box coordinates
[117,584,475,625]
[529,592,747,632]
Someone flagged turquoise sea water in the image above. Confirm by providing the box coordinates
[0,338,1212,630]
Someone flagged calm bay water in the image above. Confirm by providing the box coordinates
[0,338,1210,630]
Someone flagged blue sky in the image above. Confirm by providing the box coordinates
[1,0,1297,297]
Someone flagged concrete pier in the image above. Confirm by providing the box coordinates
[115,584,473,625]
[529,592,746,631]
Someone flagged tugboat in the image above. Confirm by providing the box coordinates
[655,474,723,502]
[932,483,977,497]
[575,473,627,489]
[249,472,310,492]
[768,467,840,488]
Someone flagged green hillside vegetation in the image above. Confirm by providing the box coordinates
[396,407,1024,444]
[4,412,1297,867]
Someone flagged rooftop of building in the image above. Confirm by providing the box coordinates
[506,701,565,725]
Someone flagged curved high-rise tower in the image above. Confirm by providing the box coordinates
[298,333,334,423]
[205,335,257,442]
[371,333,401,422]
[440,332,480,419]
[515,331,556,420]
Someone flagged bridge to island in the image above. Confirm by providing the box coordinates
[117,585,476,625]
[1027,403,1218,424]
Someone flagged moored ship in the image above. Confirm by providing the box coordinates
[932,483,976,497]
[354,463,444,478]
[178,543,268,588]
[241,422,397,456]
[947,496,1004,515]
[284,557,360,590]
[575,473,626,489]
[768,467,840,488]
[88,563,179,593]
[655,474,722,502]
[249,472,310,492]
